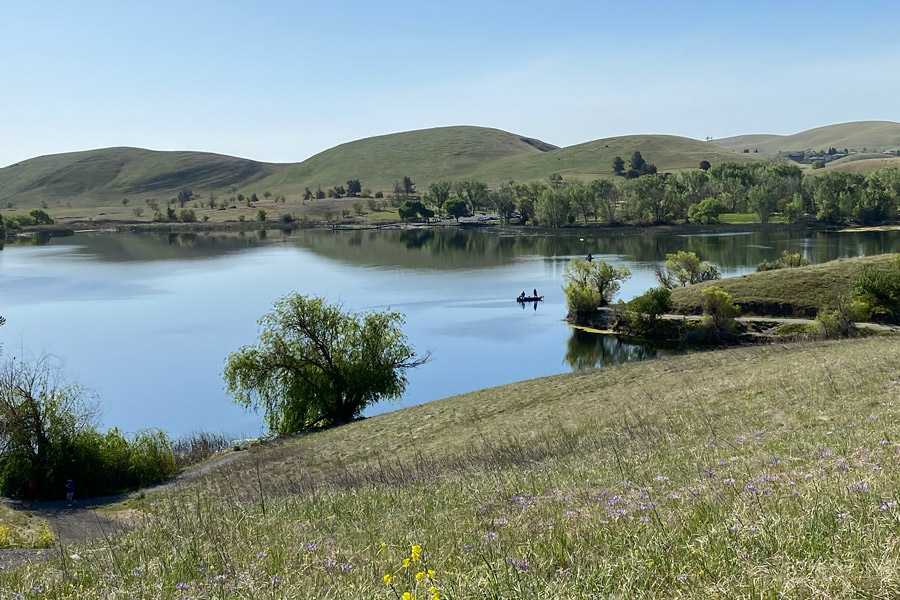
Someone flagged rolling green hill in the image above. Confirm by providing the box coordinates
[253,126,557,193]
[0,127,756,213]
[2,121,895,217]
[714,120,900,154]
[466,134,756,185]
[0,147,278,207]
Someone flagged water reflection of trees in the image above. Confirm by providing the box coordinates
[11,227,900,268]
[564,328,659,371]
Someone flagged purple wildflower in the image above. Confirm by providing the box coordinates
[304,542,317,551]
[174,582,189,590]
[723,478,736,485]
[340,563,353,572]
[497,517,509,526]
[850,481,870,493]
[485,531,497,541]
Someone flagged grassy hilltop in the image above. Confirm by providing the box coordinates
[714,120,900,155]
[0,147,278,207]
[4,335,900,597]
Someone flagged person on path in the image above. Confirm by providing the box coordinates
[26,479,37,508]
[587,253,593,262]
[65,479,75,506]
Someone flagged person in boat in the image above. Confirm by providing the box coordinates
[518,291,526,301]
[533,288,538,298]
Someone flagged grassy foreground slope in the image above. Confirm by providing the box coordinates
[670,254,899,316]
[0,147,278,206]
[714,120,900,154]
[5,336,900,597]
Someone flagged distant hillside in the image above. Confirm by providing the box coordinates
[713,121,900,154]
[255,129,755,194]
[466,134,756,185]
[823,156,900,174]
[253,126,556,193]
[0,147,278,206]
[3,121,893,214]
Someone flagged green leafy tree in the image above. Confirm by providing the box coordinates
[623,174,669,223]
[443,197,468,223]
[224,294,428,433]
[688,197,728,224]
[699,160,711,171]
[701,286,741,340]
[851,256,900,322]
[548,173,563,189]
[625,287,672,335]
[562,258,631,324]
[257,209,267,222]
[176,189,193,208]
[656,251,720,288]
[588,179,619,224]
[535,188,571,227]
[612,156,625,176]
[456,180,488,214]
[346,180,362,197]
[513,182,547,224]
[747,184,779,224]
[427,180,453,208]
[28,209,54,225]
[487,183,517,222]
[263,191,272,201]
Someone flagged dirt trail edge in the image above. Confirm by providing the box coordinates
[0,449,250,573]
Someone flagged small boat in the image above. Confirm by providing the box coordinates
[516,296,544,302]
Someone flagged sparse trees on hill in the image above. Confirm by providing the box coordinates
[177,189,193,208]
[402,176,416,197]
[346,180,362,198]
[548,173,564,189]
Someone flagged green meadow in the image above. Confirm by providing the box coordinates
[3,334,900,597]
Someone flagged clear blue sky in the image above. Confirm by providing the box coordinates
[2,0,898,167]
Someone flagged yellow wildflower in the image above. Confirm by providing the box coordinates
[427,569,436,578]
[416,571,425,580]
[403,558,411,568]
[402,593,415,600]
[411,544,422,561]
[383,574,394,585]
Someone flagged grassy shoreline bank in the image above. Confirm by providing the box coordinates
[3,336,900,596]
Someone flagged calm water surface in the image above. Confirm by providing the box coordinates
[2,227,899,437]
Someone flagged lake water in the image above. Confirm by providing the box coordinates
[2,226,899,438]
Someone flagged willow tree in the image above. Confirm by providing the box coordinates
[224,294,429,434]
